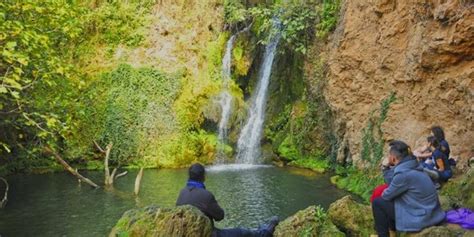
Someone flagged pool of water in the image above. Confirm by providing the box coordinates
[0,165,350,237]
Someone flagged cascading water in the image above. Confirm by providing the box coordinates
[236,25,281,164]
[216,35,237,163]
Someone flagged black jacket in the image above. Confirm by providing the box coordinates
[176,186,225,222]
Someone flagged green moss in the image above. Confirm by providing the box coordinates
[334,167,384,202]
[288,158,328,173]
[316,0,342,39]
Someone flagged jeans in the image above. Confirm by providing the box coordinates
[372,197,396,237]
[213,228,267,237]
[212,222,274,237]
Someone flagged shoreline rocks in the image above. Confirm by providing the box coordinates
[109,205,212,237]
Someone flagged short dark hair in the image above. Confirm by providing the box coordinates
[431,126,445,141]
[389,140,411,160]
[427,136,439,148]
[189,163,205,182]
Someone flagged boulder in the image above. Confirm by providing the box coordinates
[328,195,375,236]
[109,205,213,237]
[274,206,345,237]
[441,167,474,210]
[406,225,467,237]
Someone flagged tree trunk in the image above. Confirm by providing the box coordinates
[134,168,144,196]
[0,177,8,208]
[44,146,100,189]
[103,143,113,186]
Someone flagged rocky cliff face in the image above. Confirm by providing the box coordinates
[325,0,473,165]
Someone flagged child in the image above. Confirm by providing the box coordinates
[424,137,453,182]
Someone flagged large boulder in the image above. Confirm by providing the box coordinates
[328,195,375,236]
[274,206,345,237]
[109,205,213,237]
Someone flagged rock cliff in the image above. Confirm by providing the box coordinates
[324,0,473,165]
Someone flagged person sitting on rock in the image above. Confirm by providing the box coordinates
[371,140,445,237]
[176,163,279,237]
[423,136,453,182]
[413,136,434,161]
[431,126,450,158]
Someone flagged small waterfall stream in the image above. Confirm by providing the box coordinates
[216,35,237,163]
[236,27,281,164]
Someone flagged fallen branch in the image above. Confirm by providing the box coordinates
[0,177,8,208]
[44,146,100,189]
[134,168,144,196]
[115,171,128,179]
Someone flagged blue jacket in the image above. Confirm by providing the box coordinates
[382,157,445,232]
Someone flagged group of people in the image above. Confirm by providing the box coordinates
[174,126,455,237]
[371,126,454,237]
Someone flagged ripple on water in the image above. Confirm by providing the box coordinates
[206,164,272,172]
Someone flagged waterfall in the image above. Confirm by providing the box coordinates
[216,35,237,163]
[236,27,281,164]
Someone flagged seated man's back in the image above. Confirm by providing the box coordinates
[176,181,224,222]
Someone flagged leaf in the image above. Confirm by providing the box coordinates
[0,86,7,94]
[6,41,17,49]
[10,91,20,99]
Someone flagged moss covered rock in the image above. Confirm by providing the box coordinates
[109,205,212,237]
[328,195,375,236]
[274,206,345,237]
[440,167,474,210]
[405,225,467,237]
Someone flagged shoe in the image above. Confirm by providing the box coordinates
[260,216,279,237]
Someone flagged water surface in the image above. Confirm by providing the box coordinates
[0,166,349,236]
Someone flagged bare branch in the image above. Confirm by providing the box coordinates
[44,146,100,188]
[134,168,144,196]
[93,141,105,153]
[0,177,8,208]
[115,171,128,179]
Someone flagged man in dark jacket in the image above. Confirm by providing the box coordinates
[372,140,445,237]
[176,163,278,237]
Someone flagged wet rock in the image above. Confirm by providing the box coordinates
[109,205,212,237]
[328,195,375,236]
[274,206,345,237]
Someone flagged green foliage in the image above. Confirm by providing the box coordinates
[84,1,152,46]
[334,167,384,202]
[316,0,342,39]
[73,64,180,165]
[288,157,328,173]
[249,2,317,54]
[361,93,396,165]
[0,0,154,172]
[0,0,87,163]
[224,0,247,24]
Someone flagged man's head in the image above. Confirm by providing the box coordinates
[189,163,206,182]
[388,140,411,165]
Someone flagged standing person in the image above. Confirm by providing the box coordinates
[431,126,450,158]
[371,140,445,237]
[176,163,279,237]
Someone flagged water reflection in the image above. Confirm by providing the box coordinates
[0,166,350,236]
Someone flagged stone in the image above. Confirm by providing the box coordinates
[441,167,474,210]
[405,225,466,237]
[109,205,213,237]
[328,195,375,236]
[274,206,345,237]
